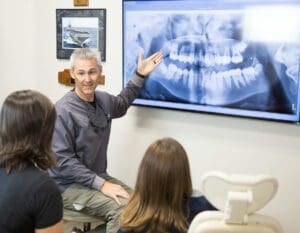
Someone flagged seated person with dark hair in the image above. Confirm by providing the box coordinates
[0,90,63,233]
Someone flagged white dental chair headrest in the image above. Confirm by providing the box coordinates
[201,171,278,215]
[188,171,283,233]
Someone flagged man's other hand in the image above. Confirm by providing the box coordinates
[100,181,130,205]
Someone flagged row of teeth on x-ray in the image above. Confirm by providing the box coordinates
[202,63,262,90]
[163,62,262,90]
[168,41,248,66]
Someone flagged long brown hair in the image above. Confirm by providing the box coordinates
[0,90,56,172]
[120,137,193,233]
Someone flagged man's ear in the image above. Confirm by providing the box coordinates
[69,69,75,79]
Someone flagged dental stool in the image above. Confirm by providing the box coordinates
[188,171,283,233]
[63,207,106,232]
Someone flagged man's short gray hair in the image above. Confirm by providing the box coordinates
[70,48,102,69]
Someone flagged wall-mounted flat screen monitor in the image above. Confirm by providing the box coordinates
[123,0,300,123]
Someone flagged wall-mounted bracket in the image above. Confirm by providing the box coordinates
[58,69,105,87]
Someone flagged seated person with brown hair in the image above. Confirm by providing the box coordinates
[118,137,216,233]
[0,90,63,233]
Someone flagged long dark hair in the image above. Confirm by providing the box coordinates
[0,90,56,172]
[120,137,193,233]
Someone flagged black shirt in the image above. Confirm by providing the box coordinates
[0,164,63,233]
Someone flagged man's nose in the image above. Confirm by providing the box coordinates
[83,73,93,81]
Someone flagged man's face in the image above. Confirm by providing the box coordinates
[71,58,101,101]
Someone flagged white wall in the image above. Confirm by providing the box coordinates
[0,0,35,105]
[0,1,299,232]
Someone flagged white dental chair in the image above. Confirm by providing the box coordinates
[188,171,284,233]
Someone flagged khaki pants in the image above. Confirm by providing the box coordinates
[62,176,131,233]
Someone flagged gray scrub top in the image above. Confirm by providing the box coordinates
[48,75,144,192]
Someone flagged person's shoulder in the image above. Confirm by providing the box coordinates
[94,90,114,109]
[13,166,59,196]
[36,173,61,194]
[95,89,111,99]
[188,195,217,211]
[55,91,74,107]
[25,166,56,187]
[55,91,82,117]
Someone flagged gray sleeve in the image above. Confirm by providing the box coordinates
[105,75,145,118]
[52,111,105,190]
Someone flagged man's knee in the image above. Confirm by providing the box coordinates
[99,197,127,219]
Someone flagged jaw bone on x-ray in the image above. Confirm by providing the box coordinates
[124,9,300,117]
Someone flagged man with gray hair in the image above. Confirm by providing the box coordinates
[48,48,163,233]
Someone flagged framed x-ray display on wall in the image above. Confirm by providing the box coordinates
[123,0,300,123]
